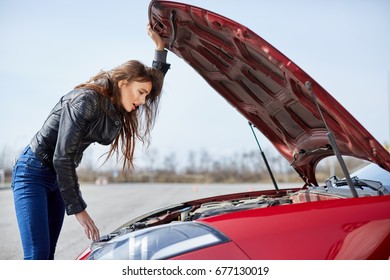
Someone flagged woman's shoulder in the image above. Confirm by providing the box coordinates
[70,88,100,101]
[62,88,103,120]
[60,88,102,109]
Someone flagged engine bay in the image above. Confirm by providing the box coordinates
[186,194,292,220]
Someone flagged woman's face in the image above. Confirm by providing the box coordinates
[118,79,152,112]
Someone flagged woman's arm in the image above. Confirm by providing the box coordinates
[148,23,164,51]
[148,24,170,75]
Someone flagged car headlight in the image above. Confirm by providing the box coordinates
[87,222,229,260]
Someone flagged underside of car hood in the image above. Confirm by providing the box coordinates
[148,0,390,185]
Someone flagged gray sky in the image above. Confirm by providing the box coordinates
[1,0,389,169]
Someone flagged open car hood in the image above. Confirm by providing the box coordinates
[148,0,390,185]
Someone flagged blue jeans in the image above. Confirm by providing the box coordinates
[11,146,65,260]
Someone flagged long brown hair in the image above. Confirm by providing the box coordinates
[75,60,164,170]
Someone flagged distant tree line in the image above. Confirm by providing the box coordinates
[77,149,363,184]
[0,145,366,185]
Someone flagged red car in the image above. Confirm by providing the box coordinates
[77,0,390,260]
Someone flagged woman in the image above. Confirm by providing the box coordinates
[11,25,170,260]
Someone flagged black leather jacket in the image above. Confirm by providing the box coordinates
[30,57,170,215]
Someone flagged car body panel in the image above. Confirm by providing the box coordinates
[148,0,390,185]
[198,195,390,259]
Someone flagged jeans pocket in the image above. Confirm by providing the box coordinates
[26,156,50,172]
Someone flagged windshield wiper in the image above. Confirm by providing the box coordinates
[305,81,358,198]
[334,176,389,195]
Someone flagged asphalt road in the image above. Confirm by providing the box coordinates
[0,182,283,260]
